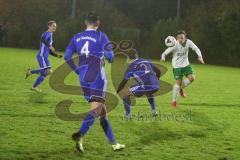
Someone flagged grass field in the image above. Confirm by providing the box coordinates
[1,47,240,160]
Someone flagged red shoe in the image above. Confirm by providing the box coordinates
[180,89,187,98]
[172,101,177,108]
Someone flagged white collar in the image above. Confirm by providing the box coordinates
[85,28,97,31]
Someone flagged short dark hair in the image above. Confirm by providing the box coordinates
[48,20,56,26]
[176,30,187,36]
[86,12,100,25]
[128,49,138,60]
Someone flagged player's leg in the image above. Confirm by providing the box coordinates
[31,69,47,92]
[25,56,45,79]
[25,68,42,79]
[98,103,125,151]
[180,65,195,97]
[72,101,102,152]
[119,85,137,119]
[123,95,131,118]
[147,95,157,116]
[72,72,124,152]
[99,104,116,144]
[31,68,52,92]
[145,84,159,116]
[72,97,125,152]
[183,74,195,88]
[46,68,53,76]
[97,71,125,151]
[172,68,183,107]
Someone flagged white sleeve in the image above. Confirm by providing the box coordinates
[161,46,175,59]
[188,40,202,57]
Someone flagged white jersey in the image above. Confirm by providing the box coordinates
[161,39,202,68]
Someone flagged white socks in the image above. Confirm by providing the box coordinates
[182,78,191,88]
[173,79,192,102]
[172,84,180,101]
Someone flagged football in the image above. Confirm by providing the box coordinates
[165,36,176,47]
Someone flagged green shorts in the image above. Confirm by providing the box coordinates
[173,65,194,80]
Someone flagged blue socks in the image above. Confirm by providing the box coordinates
[147,96,156,112]
[79,110,97,136]
[99,115,116,144]
[32,69,47,88]
[78,110,116,144]
[123,96,131,116]
[31,69,46,75]
[33,75,45,88]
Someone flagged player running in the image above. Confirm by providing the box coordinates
[64,12,125,152]
[117,52,161,119]
[25,21,62,92]
[161,30,205,107]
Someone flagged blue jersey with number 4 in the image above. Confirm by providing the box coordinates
[65,29,114,83]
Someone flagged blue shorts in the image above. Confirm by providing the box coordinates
[79,66,107,103]
[130,84,159,97]
[37,55,51,69]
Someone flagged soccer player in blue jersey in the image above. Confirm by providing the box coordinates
[117,52,161,119]
[64,12,125,152]
[25,20,62,92]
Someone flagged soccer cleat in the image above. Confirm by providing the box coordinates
[30,87,42,93]
[179,88,187,98]
[112,143,125,151]
[152,111,158,117]
[25,68,32,79]
[172,101,177,108]
[125,114,132,120]
[72,132,84,153]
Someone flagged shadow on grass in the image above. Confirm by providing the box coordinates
[0,113,54,118]
[137,126,183,145]
[181,102,240,108]
[189,110,231,134]
[28,92,48,104]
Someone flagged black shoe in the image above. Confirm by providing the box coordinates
[25,68,32,79]
[72,132,84,153]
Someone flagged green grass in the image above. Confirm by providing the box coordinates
[0,47,240,160]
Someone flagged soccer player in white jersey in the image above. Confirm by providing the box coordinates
[161,30,205,107]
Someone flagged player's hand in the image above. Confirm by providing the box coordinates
[197,56,205,64]
[50,46,55,52]
[161,57,165,62]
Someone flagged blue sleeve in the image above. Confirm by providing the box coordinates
[101,32,114,63]
[49,33,53,46]
[41,32,52,47]
[64,37,78,74]
[125,67,132,80]
[149,60,154,69]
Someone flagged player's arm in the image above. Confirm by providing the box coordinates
[152,64,161,79]
[41,35,51,48]
[101,32,114,63]
[117,69,132,93]
[41,33,62,58]
[161,47,175,61]
[189,40,205,64]
[116,78,128,94]
[49,49,62,58]
[64,37,78,74]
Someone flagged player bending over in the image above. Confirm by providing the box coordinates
[161,30,205,107]
[117,52,161,119]
[64,12,125,152]
[25,21,62,92]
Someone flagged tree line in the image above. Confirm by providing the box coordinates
[0,0,239,66]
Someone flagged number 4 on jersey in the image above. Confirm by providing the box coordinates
[81,41,90,57]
